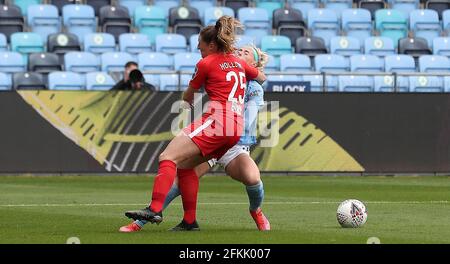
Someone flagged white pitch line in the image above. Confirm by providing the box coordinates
[0,201,449,207]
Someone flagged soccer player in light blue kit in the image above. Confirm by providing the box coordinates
[120,45,270,232]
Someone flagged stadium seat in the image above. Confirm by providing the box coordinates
[143,73,160,89]
[255,0,283,19]
[99,6,132,42]
[235,35,256,48]
[204,7,234,26]
[224,0,250,15]
[433,37,450,56]
[48,71,84,90]
[86,0,113,16]
[442,10,450,34]
[0,33,6,51]
[384,54,416,72]
[273,8,306,47]
[358,0,386,20]
[138,52,172,71]
[238,8,271,46]
[0,51,26,73]
[13,72,46,90]
[303,74,339,92]
[321,0,353,18]
[85,72,115,90]
[134,6,167,47]
[261,36,292,57]
[307,8,340,47]
[338,75,374,92]
[190,34,199,52]
[84,33,116,54]
[288,0,319,19]
[375,9,408,48]
[118,0,146,17]
[13,0,42,16]
[409,9,441,48]
[364,36,396,57]
[419,55,450,72]
[189,0,215,12]
[64,51,100,73]
[443,76,450,92]
[398,37,432,59]
[280,54,312,71]
[159,73,180,91]
[119,33,152,54]
[10,32,44,54]
[49,0,77,15]
[101,52,134,72]
[173,52,201,72]
[47,32,81,58]
[169,6,202,42]
[153,0,180,15]
[388,0,419,17]
[350,55,384,72]
[341,9,372,44]
[0,5,24,41]
[27,4,61,41]
[264,54,280,72]
[330,36,362,57]
[28,53,62,73]
[374,74,409,92]
[295,36,328,57]
[426,0,450,20]
[266,74,302,87]
[409,75,444,92]
[155,33,187,54]
[0,72,11,90]
[315,54,349,72]
[63,4,96,43]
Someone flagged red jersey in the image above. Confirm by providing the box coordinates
[189,53,259,117]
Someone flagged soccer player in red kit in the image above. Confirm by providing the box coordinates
[124,15,266,230]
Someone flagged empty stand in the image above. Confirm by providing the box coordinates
[169,6,202,42]
[48,71,84,90]
[28,53,62,73]
[84,33,116,54]
[295,36,328,57]
[99,6,132,42]
[273,7,306,47]
[0,4,24,41]
[13,72,46,90]
[86,72,115,90]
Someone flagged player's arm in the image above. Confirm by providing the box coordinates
[183,60,207,105]
[243,61,266,85]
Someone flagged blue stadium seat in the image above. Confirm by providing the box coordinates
[409,75,444,92]
[13,0,42,15]
[190,34,199,53]
[224,0,250,15]
[86,72,115,90]
[314,54,348,72]
[443,10,450,34]
[350,54,384,72]
[0,72,11,90]
[264,54,280,72]
[63,5,96,43]
[138,52,172,71]
[444,76,450,92]
[0,33,6,51]
[10,32,44,54]
[364,36,396,57]
[27,4,60,41]
[153,0,180,15]
[338,75,374,92]
[374,74,409,92]
[64,51,100,73]
[266,74,302,84]
[321,0,353,18]
[118,0,146,17]
[419,55,450,72]
[384,55,416,72]
[159,73,180,91]
[238,8,271,46]
[260,35,292,57]
[143,73,160,89]
[341,8,372,44]
[388,0,419,17]
[155,33,187,54]
[410,9,441,48]
[289,0,319,19]
[203,7,234,26]
[173,52,201,72]
[433,37,450,56]
[48,71,84,90]
[235,35,256,48]
[134,6,167,47]
[330,36,361,57]
[119,33,152,54]
[280,54,312,71]
[101,52,134,72]
[302,74,339,92]
[375,9,408,48]
[307,8,340,48]
[190,0,215,13]
[84,33,116,54]
[255,0,283,19]
[0,51,27,73]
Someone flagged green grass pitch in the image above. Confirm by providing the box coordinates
[1,175,449,244]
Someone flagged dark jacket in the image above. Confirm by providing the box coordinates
[111,80,156,91]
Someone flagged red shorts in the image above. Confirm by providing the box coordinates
[183,113,243,159]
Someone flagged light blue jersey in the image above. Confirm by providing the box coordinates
[238,80,265,146]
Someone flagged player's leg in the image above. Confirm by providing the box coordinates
[225,153,270,231]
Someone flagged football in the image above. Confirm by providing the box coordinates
[336,199,368,228]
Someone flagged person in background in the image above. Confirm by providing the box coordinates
[111,61,156,91]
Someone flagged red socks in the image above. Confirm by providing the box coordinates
[178,168,199,224]
[150,160,177,213]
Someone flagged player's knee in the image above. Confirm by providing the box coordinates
[159,152,177,165]
[242,170,261,186]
